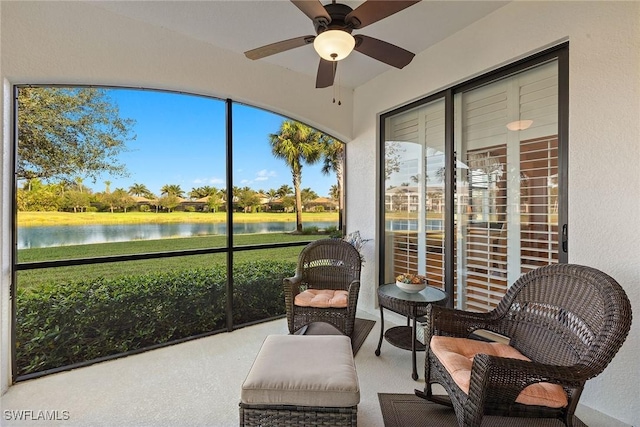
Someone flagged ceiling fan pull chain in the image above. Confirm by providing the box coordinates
[329,59,342,106]
[337,64,342,106]
[332,60,337,104]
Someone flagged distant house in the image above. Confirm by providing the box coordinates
[385,186,444,213]
[181,196,227,212]
[132,195,153,205]
[385,186,419,212]
[305,197,338,212]
[256,193,270,205]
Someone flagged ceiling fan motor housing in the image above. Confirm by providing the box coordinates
[314,3,357,35]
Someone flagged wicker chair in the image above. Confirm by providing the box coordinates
[419,263,632,427]
[283,239,362,338]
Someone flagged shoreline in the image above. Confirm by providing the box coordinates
[17,211,339,227]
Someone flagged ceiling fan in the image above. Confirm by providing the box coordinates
[244,0,422,88]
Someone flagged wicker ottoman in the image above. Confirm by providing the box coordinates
[239,334,359,427]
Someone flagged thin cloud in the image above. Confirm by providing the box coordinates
[193,177,225,185]
[255,169,277,182]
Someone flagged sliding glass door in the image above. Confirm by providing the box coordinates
[380,45,567,311]
[455,60,560,310]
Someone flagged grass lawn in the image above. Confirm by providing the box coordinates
[17,233,325,289]
[18,211,339,226]
[16,210,339,289]
[16,211,445,290]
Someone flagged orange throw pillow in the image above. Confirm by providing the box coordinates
[431,336,568,408]
[294,289,349,308]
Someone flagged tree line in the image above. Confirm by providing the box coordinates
[17,87,345,232]
[17,179,338,214]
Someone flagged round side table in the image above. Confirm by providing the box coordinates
[375,283,448,380]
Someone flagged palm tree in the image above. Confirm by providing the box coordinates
[128,183,152,198]
[277,184,293,198]
[55,180,71,196]
[320,137,345,222]
[269,121,323,232]
[266,188,278,200]
[329,184,339,202]
[301,187,318,209]
[262,188,278,212]
[189,185,218,199]
[160,184,184,198]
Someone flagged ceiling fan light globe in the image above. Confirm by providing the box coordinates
[313,30,355,61]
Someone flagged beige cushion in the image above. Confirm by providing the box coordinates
[241,335,360,407]
[431,336,568,408]
[294,289,348,308]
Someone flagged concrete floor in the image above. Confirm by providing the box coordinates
[0,310,432,426]
[0,309,625,427]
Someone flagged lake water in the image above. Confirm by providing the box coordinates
[17,221,336,249]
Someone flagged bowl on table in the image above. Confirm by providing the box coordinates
[395,277,427,293]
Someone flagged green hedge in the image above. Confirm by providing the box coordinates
[16,260,295,377]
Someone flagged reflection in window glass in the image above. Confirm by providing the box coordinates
[383,99,447,290]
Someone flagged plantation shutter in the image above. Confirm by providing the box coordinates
[517,64,559,273]
[459,80,510,312]
[457,61,559,311]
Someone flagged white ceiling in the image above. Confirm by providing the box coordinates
[90,0,509,89]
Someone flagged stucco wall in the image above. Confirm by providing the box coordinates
[1,0,639,424]
[349,1,640,424]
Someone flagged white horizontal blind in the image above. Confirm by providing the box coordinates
[520,136,558,273]
[464,146,508,312]
[459,78,509,311]
[423,102,446,291]
[518,63,559,274]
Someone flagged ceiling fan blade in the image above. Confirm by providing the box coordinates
[316,58,336,88]
[354,35,415,69]
[245,36,315,60]
[346,0,421,29]
[291,0,331,22]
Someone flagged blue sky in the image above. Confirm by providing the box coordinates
[95,88,335,197]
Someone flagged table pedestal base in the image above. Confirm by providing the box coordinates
[375,283,447,381]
